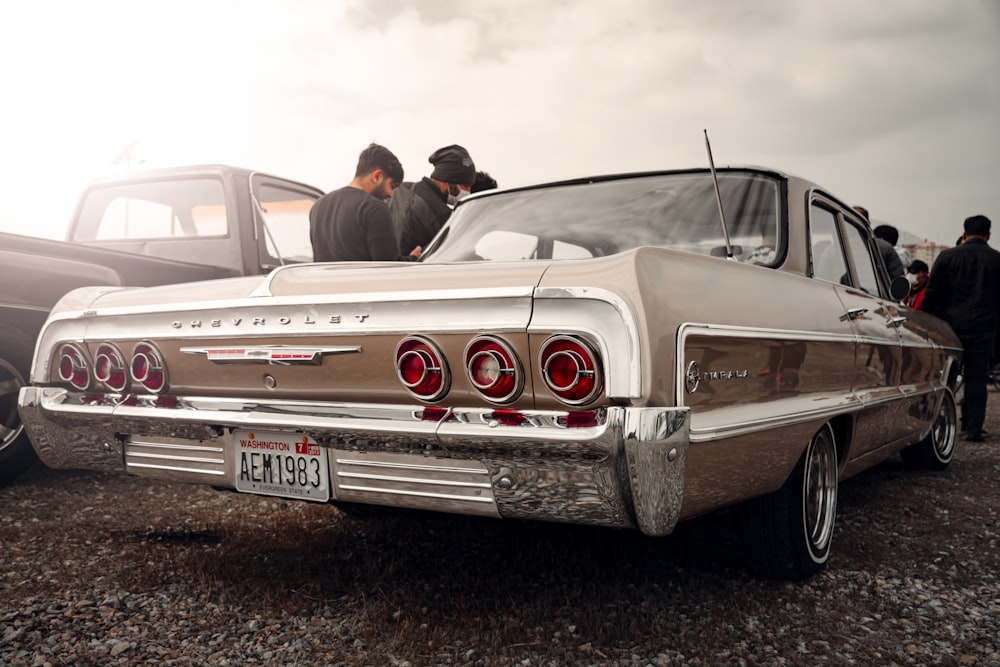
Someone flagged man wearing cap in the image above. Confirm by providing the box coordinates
[390,144,476,256]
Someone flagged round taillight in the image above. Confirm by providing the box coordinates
[539,335,603,405]
[56,343,90,390]
[94,343,128,392]
[465,336,522,403]
[395,336,449,401]
[130,342,168,394]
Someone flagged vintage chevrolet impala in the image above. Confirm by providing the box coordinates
[19,167,962,579]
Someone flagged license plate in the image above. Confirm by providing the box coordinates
[234,430,330,502]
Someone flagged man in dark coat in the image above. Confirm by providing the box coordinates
[391,145,476,256]
[922,214,1000,441]
[310,143,414,262]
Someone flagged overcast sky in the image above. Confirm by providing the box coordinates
[1,0,997,244]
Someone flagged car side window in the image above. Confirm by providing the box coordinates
[842,221,882,296]
[809,204,851,286]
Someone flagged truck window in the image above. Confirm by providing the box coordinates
[73,178,228,242]
[255,182,317,264]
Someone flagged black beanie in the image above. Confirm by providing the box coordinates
[429,145,476,186]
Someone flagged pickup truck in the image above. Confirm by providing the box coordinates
[0,164,323,481]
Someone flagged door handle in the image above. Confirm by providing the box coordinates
[845,307,868,321]
[888,316,907,328]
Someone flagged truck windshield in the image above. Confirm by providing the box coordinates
[422,171,783,265]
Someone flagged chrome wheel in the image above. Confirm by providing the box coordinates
[930,391,957,460]
[0,323,38,483]
[802,424,838,563]
[736,422,839,580]
[0,357,26,451]
[903,389,957,470]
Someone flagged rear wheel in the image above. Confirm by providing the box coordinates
[0,323,38,483]
[902,389,957,470]
[736,423,839,580]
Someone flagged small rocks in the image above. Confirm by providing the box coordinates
[3,414,1000,666]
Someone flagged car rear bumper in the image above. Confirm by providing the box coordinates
[19,387,689,536]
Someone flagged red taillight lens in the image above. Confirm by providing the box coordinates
[395,336,449,401]
[465,336,522,403]
[559,410,601,429]
[489,409,526,426]
[539,335,603,405]
[94,343,128,392]
[419,406,450,422]
[56,344,90,390]
[130,342,168,394]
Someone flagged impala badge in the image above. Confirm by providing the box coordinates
[181,345,361,365]
[685,361,701,393]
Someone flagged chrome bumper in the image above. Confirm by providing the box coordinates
[18,387,689,536]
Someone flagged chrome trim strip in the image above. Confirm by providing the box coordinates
[128,452,225,464]
[180,345,361,365]
[45,285,539,323]
[126,440,224,453]
[335,485,496,503]
[334,458,488,474]
[675,322,949,442]
[331,451,498,515]
[337,472,491,489]
[127,462,226,477]
[124,437,227,478]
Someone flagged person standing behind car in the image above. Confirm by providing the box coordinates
[310,143,415,262]
[855,207,905,282]
[922,215,1000,442]
[874,223,913,276]
[904,259,930,310]
[471,170,498,193]
[391,145,476,256]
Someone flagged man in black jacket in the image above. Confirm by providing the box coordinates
[923,214,1000,441]
[391,145,476,256]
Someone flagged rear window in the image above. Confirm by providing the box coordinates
[72,178,228,241]
[423,171,782,264]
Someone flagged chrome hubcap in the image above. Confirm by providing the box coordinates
[804,426,837,555]
[0,358,25,450]
[933,392,957,460]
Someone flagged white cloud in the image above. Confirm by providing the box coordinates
[0,0,996,243]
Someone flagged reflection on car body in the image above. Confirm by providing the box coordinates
[18,166,962,580]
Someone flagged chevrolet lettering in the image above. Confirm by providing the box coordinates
[169,314,366,329]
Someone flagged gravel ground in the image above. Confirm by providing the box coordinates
[1,403,999,666]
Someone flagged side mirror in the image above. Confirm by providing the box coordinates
[890,275,910,301]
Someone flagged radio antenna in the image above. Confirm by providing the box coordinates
[704,129,734,260]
